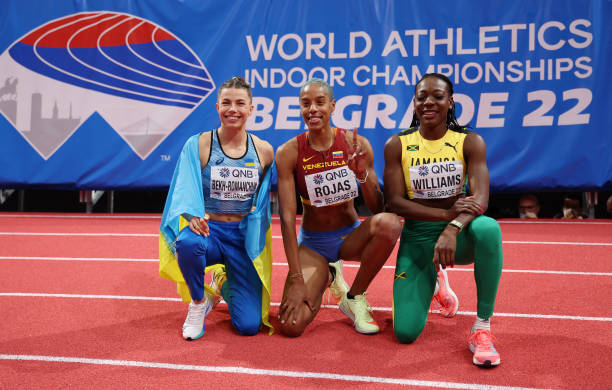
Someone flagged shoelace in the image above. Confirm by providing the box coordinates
[354,292,373,313]
[186,302,206,324]
[469,330,495,348]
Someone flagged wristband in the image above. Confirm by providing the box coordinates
[448,219,464,232]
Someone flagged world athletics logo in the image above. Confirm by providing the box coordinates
[0,11,214,159]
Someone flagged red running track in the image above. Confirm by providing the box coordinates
[0,214,611,389]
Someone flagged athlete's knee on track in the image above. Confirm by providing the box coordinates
[372,212,402,242]
[232,315,261,336]
[394,319,426,344]
[279,320,306,338]
[279,305,312,338]
[393,306,427,344]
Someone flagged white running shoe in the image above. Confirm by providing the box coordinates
[182,294,215,341]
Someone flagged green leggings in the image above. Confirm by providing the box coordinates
[393,216,503,343]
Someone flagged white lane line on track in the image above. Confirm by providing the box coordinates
[502,240,612,246]
[0,214,162,219]
[2,232,612,247]
[498,220,612,225]
[337,263,612,277]
[1,293,611,322]
[0,215,287,221]
[0,232,158,237]
[0,292,182,301]
[1,256,611,276]
[0,355,549,390]
[2,213,612,225]
[0,256,157,262]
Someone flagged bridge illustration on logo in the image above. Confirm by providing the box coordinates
[0,11,215,160]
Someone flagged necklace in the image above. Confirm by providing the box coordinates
[417,126,449,154]
[419,136,445,154]
[307,128,335,152]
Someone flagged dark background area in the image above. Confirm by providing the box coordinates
[1,189,611,219]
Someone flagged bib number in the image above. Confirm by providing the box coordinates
[305,166,358,207]
[210,166,259,201]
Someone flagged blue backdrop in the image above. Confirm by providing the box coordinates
[1,0,610,191]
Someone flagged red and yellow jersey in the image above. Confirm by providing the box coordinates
[399,127,469,200]
[295,128,358,207]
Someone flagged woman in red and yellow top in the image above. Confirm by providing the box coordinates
[384,73,503,367]
[275,78,402,337]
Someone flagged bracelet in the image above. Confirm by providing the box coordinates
[448,219,464,232]
[288,272,303,280]
[356,169,368,184]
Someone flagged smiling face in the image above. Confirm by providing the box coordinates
[413,76,454,130]
[300,83,335,132]
[216,87,253,131]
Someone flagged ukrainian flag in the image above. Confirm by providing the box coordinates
[158,133,275,333]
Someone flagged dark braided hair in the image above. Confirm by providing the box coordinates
[217,76,252,102]
[409,73,467,131]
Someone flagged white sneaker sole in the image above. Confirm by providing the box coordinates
[183,329,205,341]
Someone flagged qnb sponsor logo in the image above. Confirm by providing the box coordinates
[0,12,214,159]
[219,168,230,178]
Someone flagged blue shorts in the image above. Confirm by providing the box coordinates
[297,220,361,263]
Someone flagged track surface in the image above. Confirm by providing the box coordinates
[1,214,611,389]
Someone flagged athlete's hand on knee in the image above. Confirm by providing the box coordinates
[433,231,456,269]
[279,278,312,325]
[188,215,210,236]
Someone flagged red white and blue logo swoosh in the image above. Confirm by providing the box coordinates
[0,12,214,159]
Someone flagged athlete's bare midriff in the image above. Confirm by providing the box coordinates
[207,211,246,223]
[301,200,359,232]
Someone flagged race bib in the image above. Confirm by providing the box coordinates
[409,161,464,199]
[210,166,259,201]
[305,165,358,207]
